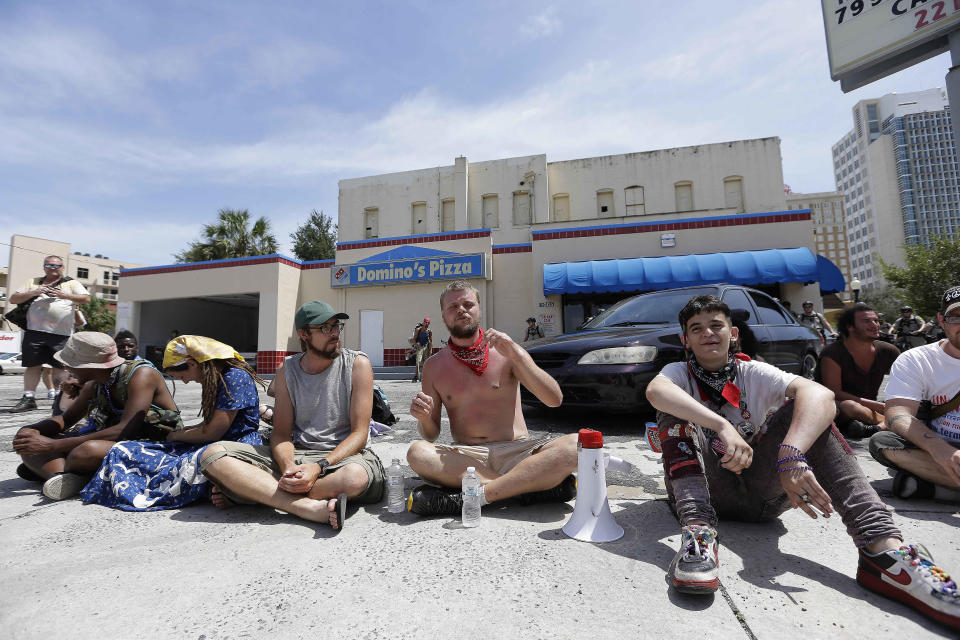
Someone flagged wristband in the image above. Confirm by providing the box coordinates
[317,459,330,477]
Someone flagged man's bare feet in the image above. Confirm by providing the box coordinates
[210,485,235,509]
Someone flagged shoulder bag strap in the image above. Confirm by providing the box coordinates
[931,387,960,421]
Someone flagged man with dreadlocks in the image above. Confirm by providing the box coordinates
[405,280,577,517]
[644,294,960,628]
[77,335,266,510]
[12,332,181,501]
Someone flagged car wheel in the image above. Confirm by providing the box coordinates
[800,352,817,380]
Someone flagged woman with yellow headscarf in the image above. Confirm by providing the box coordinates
[80,335,267,511]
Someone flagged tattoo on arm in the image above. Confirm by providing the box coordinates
[887,414,914,431]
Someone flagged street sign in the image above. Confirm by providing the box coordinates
[822,0,960,91]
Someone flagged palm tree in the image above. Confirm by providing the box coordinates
[175,209,279,263]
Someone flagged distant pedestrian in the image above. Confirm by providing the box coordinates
[411,317,433,382]
[893,306,925,350]
[798,300,835,341]
[524,317,544,342]
[7,255,90,413]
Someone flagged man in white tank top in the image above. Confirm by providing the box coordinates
[199,301,385,531]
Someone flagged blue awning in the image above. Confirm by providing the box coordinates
[543,248,820,295]
[816,254,846,295]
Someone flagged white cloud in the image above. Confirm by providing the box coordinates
[519,7,562,41]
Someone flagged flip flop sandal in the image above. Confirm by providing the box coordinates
[333,493,348,531]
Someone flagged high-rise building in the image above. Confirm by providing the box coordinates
[831,88,958,290]
[786,191,851,299]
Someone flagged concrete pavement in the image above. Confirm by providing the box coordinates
[0,375,957,639]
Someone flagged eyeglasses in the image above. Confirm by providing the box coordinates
[311,321,345,334]
[43,264,62,269]
[943,316,960,325]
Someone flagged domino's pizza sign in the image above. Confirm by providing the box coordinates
[331,252,487,288]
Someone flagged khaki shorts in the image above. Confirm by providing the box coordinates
[200,442,385,505]
[433,436,557,475]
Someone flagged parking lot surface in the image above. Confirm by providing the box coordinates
[1,375,957,639]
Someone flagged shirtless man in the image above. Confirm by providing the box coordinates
[405,280,577,515]
[13,331,180,500]
[816,303,899,439]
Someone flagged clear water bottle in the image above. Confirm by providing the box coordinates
[387,458,404,513]
[461,466,481,527]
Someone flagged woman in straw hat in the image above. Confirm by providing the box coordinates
[80,335,267,511]
[13,331,180,501]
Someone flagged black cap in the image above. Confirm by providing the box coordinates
[941,286,960,315]
[526,317,536,323]
[901,305,912,312]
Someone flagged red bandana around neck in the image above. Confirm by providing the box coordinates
[447,327,489,376]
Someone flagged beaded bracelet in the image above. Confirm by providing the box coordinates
[776,454,807,465]
[778,443,804,454]
[777,465,813,474]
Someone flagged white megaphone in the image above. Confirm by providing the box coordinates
[562,428,630,543]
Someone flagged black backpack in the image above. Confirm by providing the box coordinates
[371,385,397,425]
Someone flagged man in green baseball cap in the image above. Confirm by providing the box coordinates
[200,299,384,531]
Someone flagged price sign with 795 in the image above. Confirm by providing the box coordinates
[835,0,960,28]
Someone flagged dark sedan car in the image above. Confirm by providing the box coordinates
[522,284,823,414]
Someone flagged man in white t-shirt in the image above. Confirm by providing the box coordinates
[871,286,960,502]
[7,256,90,413]
[645,294,960,627]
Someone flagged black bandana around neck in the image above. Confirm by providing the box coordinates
[687,353,739,407]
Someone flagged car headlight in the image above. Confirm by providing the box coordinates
[577,346,657,365]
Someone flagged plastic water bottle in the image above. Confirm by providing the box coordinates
[461,466,481,527]
[387,458,404,513]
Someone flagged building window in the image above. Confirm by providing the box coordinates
[76,267,89,279]
[675,181,693,211]
[625,186,645,215]
[553,194,570,222]
[723,176,744,213]
[512,190,531,226]
[411,202,427,235]
[441,199,455,232]
[482,194,499,228]
[364,207,379,239]
[596,189,614,217]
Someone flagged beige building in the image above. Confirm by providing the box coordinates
[2,234,145,330]
[786,192,852,300]
[118,138,837,374]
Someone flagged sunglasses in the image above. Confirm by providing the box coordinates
[43,263,63,269]
[943,316,960,325]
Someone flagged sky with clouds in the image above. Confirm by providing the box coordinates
[0,0,952,268]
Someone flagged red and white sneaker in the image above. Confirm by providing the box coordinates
[857,543,960,628]
[670,524,720,594]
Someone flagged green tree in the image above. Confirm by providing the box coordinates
[290,209,338,261]
[859,284,906,320]
[80,297,116,334]
[881,234,960,318]
[175,208,279,263]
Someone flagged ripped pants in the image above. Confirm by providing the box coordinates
[656,402,901,548]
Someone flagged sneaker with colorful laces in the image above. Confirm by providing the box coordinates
[857,543,960,628]
[670,524,720,594]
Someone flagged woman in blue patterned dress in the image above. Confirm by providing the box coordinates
[80,336,266,511]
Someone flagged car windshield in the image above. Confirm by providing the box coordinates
[0,353,18,360]
[584,287,717,329]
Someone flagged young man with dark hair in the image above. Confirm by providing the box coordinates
[871,286,960,502]
[645,294,960,627]
[816,303,900,439]
[405,280,577,515]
